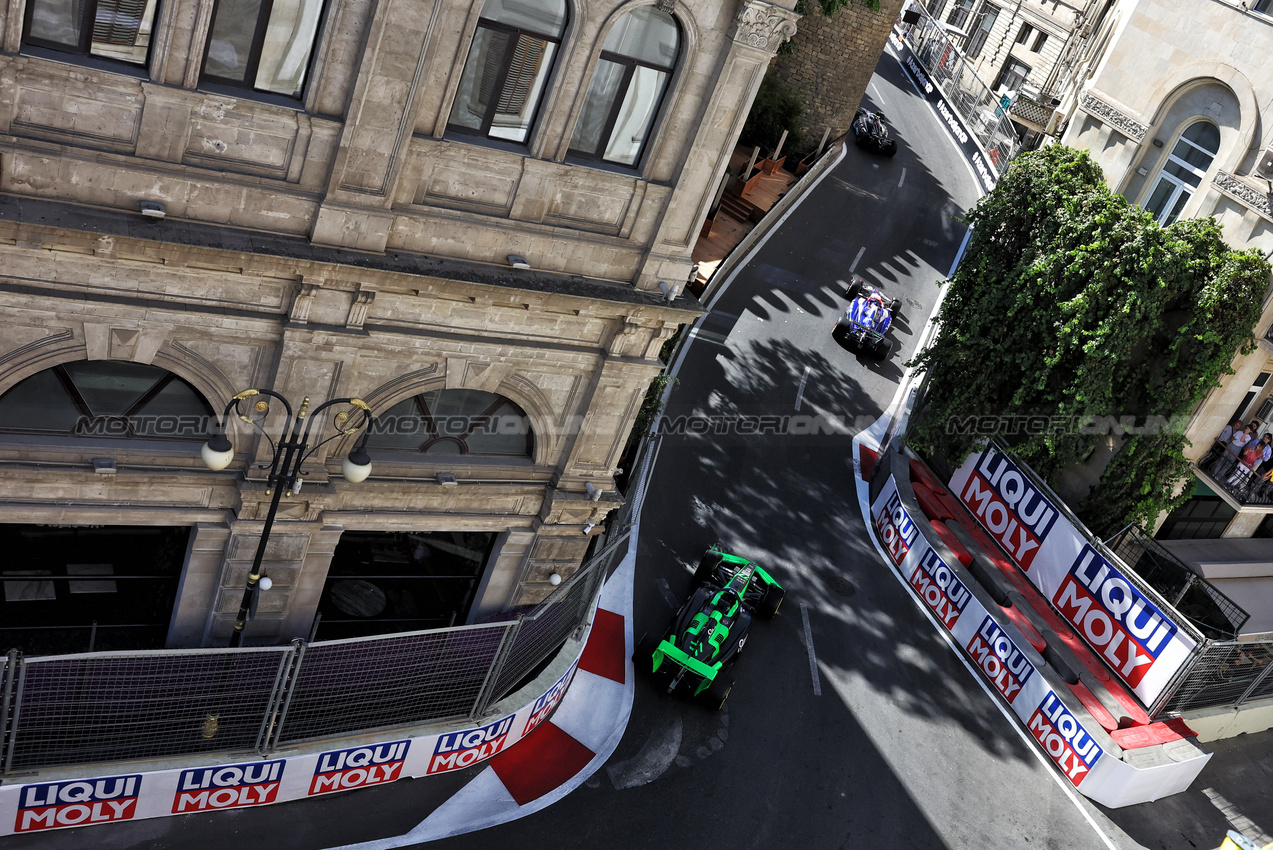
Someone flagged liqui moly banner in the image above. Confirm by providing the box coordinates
[0,656,582,835]
[870,477,1109,793]
[949,445,1196,706]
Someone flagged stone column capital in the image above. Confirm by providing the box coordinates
[729,0,800,53]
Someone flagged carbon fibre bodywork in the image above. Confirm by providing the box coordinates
[637,546,785,708]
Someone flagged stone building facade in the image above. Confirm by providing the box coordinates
[0,0,799,650]
[919,0,1108,144]
[1047,0,1273,631]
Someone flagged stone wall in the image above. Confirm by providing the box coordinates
[770,0,906,150]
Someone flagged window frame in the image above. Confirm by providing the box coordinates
[22,0,160,69]
[946,0,976,31]
[199,0,331,101]
[1143,120,1219,226]
[994,56,1030,93]
[567,48,677,168]
[364,389,535,459]
[1015,23,1033,45]
[446,11,567,145]
[964,3,999,59]
[1030,31,1047,52]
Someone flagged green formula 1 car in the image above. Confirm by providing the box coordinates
[635,546,785,710]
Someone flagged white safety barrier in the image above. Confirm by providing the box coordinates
[0,649,582,835]
[869,449,1211,807]
[950,445,1198,709]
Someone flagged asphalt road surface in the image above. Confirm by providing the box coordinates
[432,50,1128,850]
[9,51,1147,850]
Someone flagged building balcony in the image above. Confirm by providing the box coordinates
[1193,458,1273,510]
[1009,94,1056,132]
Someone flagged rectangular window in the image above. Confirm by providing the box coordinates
[202,0,326,99]
[995,57,1030,93]
[965,4,999,58]
[946,0,975,31]
[1031,31,1047,52]
[1253,0,1270,13]
[24,0,159,65]
[1015,23,1034,44]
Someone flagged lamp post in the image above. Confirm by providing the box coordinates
[201,388,375,647]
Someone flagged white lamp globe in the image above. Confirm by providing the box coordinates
[201,434,234,471]
[342,446,372,483]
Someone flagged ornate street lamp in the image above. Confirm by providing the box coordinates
[201,389,374,647]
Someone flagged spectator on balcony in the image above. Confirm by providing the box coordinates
[1211,422,1253,478]
[1227,432,1272,491]
[1204,418,1243,469]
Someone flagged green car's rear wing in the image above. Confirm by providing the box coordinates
[652,639,720,683]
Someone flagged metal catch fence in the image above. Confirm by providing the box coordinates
[901,7,1020,174]
[1106,525,1249,640]
[0,534,623,774]
[1160,639,1273,715]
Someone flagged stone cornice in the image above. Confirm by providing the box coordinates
[1213,170,1273,222]
[729,0,799,53]
[1078,92,1148,143]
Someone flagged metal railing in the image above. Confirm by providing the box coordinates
[899,7,1021,173]
[1159,639,1273,715]
[1106,525,1249,640]
[0,532,627,773]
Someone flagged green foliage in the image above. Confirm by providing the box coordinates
[740,73,804,154]
[623,373,678,460]
[908,145,1271,536]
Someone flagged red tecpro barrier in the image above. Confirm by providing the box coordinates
[906,460,1153,730]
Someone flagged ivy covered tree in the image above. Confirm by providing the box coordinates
[909,145,1271,537]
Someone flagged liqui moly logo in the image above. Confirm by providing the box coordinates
[309,741,410,796]
[966,617,1034,702]
[909,549,972,629]
[960,448,1058,569]
[524,666,573,736]
[1054,545,1177,687]
[1027,692,1103,787]
[427,714,515,774]
[172,760,285,813]
[874,491,919,566]
[16,775,141,832]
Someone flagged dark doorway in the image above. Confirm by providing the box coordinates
[0,524,190,655]
[314,531,496,641]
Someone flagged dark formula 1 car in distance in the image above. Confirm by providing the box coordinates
[635,546,785,710]
[853,108,899,157]
[833,276,902,358]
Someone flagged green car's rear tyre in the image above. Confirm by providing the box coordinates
[705,674,734,710]
[695,550,723,584]
[758,586,785,619]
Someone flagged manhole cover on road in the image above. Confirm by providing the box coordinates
[905,298,923,309]
[831,575,856,597]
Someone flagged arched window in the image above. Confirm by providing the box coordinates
[569,7,679,167]
[448,0,568,144]
[201,0,329,98]
[0,361,215,440]
[366,388,533,458]
[1144,121,1220,226]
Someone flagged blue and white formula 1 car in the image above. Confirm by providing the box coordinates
[833,276,902,358]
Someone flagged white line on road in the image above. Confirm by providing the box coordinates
[849,246,865,272]
[868,83,886,108]
[655,577,679,609]
[794,366,811,412]
[898,168,907,188]
[800,603,822,696]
